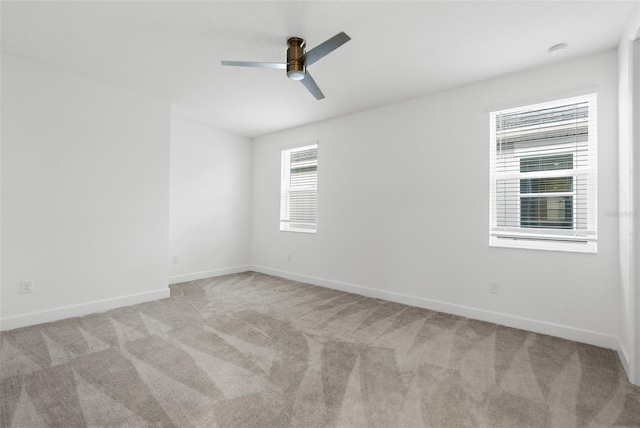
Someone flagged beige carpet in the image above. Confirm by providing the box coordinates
[1,271,639,427]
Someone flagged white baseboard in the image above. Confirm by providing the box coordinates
[1,265,622,359]
[168,265,250,285]
[251,265,617,350]
[616,339,637,384]
[0,288,170,332]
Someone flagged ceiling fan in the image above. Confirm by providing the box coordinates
[221,32,351,100]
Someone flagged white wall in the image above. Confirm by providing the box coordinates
[169,117,252,283]
[634,38,640,384]
[617,6,640,384]
[1,55,171,330]
[252,50,619,348]
[618,36,637,383]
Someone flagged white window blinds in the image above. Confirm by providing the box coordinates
[280,144,318,233]
[489,94,597,252]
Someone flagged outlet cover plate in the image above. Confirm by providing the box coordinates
[20,280,33,294]
[490,281,500,294]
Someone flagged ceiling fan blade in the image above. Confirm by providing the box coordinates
[300,71,325,100]
[221,61,286,69]
[300,32,351,66]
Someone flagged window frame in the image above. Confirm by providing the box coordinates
[280,143,318,234]
[489,94,597,253]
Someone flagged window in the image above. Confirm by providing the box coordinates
[489,94,597,252]
[280,144,318,233]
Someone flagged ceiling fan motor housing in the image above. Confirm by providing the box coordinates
[286,37,306,80]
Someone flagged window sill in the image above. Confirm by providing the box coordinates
[280,226,316,234]
[489,236,597,254]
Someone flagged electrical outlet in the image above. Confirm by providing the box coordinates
[20,280,33,294]
[490,281,500,294]
[172,256,178,264]
[287,254,292,262]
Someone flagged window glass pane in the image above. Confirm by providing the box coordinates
[520,177,573,194]
[498,104,588,131]
[290,189,317,223]
[290,147,317,163]
[290,166,317,187]
[520,153,573,173]
[520,196,573,229]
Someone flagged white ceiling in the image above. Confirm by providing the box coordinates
[2,1,639,137]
